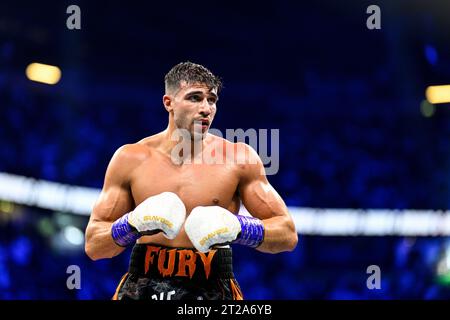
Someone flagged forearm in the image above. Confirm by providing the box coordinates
[256,215,298,254]
[85,221,127,260]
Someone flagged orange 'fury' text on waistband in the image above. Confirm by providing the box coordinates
[144,246,217,280]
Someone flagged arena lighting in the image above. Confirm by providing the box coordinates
[426,85,450,104]
[1,172,450,236]
[25,62,61,85]
[420,100,435,118]
[0,200,14,213]
[0,172,99,215]
[63,226,84,246]
[436,242,450,286]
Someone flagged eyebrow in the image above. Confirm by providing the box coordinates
[185,90,219,100]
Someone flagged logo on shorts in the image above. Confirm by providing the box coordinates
[144,246,216,279]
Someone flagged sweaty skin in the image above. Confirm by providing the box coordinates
[85,82,298,260]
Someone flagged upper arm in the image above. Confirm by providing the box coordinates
[89,145,141,224]
[237,143,289,220]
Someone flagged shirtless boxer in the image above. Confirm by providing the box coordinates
[84,62,298,300]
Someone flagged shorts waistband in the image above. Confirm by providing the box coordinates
[128,244,235,281]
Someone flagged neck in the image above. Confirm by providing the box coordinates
[160,118,206,163]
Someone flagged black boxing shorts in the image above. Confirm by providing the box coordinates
[112,244,244,300]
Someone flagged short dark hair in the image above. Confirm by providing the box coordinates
[164,61,222,94]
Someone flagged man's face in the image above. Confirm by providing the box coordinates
[168,81,218,140]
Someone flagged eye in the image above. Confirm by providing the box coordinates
[188,95,202,102]
[207,97,217,104]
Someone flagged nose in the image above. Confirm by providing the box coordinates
[198,98,212,117]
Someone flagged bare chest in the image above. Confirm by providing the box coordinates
[130,156,241,213]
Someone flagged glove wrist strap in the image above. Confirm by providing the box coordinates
[111,213,140,247]
[233,215,265,248]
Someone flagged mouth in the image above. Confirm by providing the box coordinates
[196,119,210,131]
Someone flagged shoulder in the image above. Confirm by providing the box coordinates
[230,142,266,183]
[113,143,151,163]
[207,137,264,181]
[104,135,162,185]
[101,143,150,186]
[109,138,155,175]
[234,142,262,166]
[115,133,164,161]
[206,134,260,162]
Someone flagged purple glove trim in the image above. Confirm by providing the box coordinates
[233,215,265,248]
[111,213,140,247]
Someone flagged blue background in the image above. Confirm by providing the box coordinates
[1,0,450,299]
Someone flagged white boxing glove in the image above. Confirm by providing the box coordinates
[129,192,186,239]
[184,206,242,253]
[111,192,186,246]
[185,206,266,253]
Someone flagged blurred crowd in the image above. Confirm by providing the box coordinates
[1,65,449,210]
[1,0,450,301]
[1,69,450,299]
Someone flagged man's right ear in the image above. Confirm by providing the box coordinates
[163,95,172,112]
